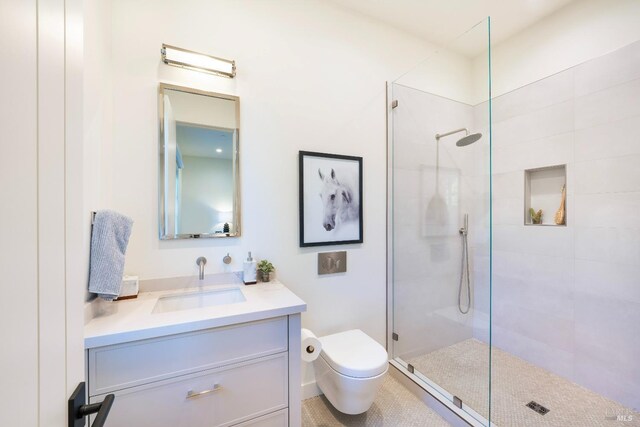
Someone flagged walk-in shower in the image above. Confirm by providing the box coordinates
[388,17,640,427]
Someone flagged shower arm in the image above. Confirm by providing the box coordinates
[435,128,468,141]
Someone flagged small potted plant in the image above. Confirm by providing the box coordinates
[529,208,543,225]
[257,260,274,282]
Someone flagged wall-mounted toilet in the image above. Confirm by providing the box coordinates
[313,329,388,415]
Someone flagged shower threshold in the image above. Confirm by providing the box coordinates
[390,358,493,427]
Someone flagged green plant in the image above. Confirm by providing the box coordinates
[529,208,543,224]
[257,260,274,273]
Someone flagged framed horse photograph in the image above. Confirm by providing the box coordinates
[299,151,363,247]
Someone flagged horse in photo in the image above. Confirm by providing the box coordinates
[318,168,359,231]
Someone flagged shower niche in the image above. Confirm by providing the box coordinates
[524,165,566,226]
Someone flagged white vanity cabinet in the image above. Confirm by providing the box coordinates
[87,316,300,427]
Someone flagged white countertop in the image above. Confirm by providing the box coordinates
[84,281,306,349]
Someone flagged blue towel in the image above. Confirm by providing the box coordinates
[89,210,133,300]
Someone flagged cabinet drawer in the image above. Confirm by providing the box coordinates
[91,353,288,427]
[89,317,287,396]
[232,409,288,426]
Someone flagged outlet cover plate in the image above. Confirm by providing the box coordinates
[318,251,347,275]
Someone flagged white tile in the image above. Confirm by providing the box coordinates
[574,294,640,387]
[492,100,573,148]
[493,224,573,258]
[393,197,420,228]
[574,192,640,228]
[392,91,473,172]
[493,131,573,174]
[492,171,524,199]
[492,225,524,253]
[520,224,574,257]
[492,197,522,225]
[575,226,640,266]
[492,68,574,122]
[574,155,640,194]
[473,100,489,128]
[574,40,640,97]
[574,114,640,162]
[491,325,575,381]
[575,259,640,304]
[574,78,640,130]
[573,353,640,411]
[472,277,491,315]
[515,272,575,322]
[393,169,421,199]
[493,250,573,287]
[492,302,575,354]
[393,139,434,172]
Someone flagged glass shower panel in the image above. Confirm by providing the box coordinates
[389,18,492,425]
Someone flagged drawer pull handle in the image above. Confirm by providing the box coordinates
[186,384,223,399]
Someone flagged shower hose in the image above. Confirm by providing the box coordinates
[458,228,471,314]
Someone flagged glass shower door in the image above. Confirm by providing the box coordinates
[389,18,492,426]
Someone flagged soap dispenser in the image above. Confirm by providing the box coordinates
[243,252,257,285]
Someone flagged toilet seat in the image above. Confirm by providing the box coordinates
[318,329,388,378]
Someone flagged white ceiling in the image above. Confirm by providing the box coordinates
[328,0,576,56]
[177,124,233,160]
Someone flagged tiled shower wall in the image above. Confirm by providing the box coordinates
[489,41,640,410]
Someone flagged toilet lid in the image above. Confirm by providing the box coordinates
[319,329,388,378]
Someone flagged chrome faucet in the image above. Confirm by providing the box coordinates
[196,257,207,280]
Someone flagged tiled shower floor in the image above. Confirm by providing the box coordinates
[408,339,639,427]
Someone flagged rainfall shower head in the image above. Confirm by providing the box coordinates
[456,132,482,146]
[435,128,482,146]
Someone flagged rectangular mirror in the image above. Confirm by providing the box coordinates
[158,84,240,239]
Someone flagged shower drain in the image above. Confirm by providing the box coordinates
[526,401,550,415]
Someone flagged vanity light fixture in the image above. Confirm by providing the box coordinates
[161,44,236,78]
[216,148,223,153]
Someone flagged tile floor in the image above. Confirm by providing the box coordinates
[302,373,451,426]
[408,338,640,427]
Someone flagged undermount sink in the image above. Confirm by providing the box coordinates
[152,288,246,314]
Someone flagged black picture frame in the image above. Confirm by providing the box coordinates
[299,151,363,247]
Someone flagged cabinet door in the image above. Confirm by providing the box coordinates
[89,316,288,395]
[232,409,288,426]
[91,353,288,427]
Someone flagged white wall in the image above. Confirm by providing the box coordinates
[86,0,471,388]
[84,0,114,303]
[395,47,476,105]
[84,0,113,224]
[473,0,640,100]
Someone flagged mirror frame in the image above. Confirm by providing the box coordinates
[158,83,241,239]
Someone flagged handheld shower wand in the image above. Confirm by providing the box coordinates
[458,214,471,314]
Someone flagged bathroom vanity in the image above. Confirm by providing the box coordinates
[84,281,306,427]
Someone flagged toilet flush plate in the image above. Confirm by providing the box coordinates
[318,251,347,275]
